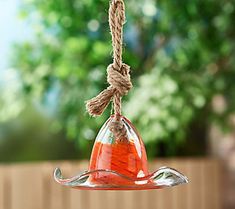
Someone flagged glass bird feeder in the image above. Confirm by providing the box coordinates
[54,115,188,190]
[54,0,188,191]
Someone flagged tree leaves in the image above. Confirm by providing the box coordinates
[8,0,235,157]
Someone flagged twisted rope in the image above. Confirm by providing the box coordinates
[86,0,132,121]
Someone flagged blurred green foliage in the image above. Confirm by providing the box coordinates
[3,0,235,158]
[0,105,79,162]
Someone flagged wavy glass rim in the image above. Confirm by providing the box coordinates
[54,166,188,190]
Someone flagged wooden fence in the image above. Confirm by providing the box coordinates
[0,159,221,209]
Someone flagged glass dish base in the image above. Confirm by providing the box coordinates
[54,166,188,190]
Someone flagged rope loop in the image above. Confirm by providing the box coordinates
[86,0,131,123]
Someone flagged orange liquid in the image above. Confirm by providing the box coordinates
[89,141,149,185]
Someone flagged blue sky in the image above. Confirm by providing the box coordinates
[0,0,31,71]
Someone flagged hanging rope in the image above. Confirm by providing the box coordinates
[86,0,132,128]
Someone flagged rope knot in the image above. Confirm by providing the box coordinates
[107,63,132,96]
[85,63,132,117]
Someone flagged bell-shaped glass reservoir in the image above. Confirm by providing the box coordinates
[89,115,149,183]
[54,115,188,190]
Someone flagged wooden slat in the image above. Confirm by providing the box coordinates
[159,187,174,209]
[10,163,44,209]
[122,191,135,209]
[156,160,174,209]
[136,191,149,209]
[115,191,124,209]
[213,160,221,209]
[171,159,188,209]
[43,162,72,209]
[186,159,204,209]
[0,165,7,209]
[69,161,89,209]
[201,160,211,209]
[147,160,170,209]
[102,191,120,209]
[132,191,142,209]
[3,166,11,209]
[201,160,221,209]
[146,190,159,209]
[43,162,63,209]
[89,190,102,209]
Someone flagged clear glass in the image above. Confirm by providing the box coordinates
[54,115,188,190]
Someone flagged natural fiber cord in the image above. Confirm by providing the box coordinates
[86,0,132,120]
